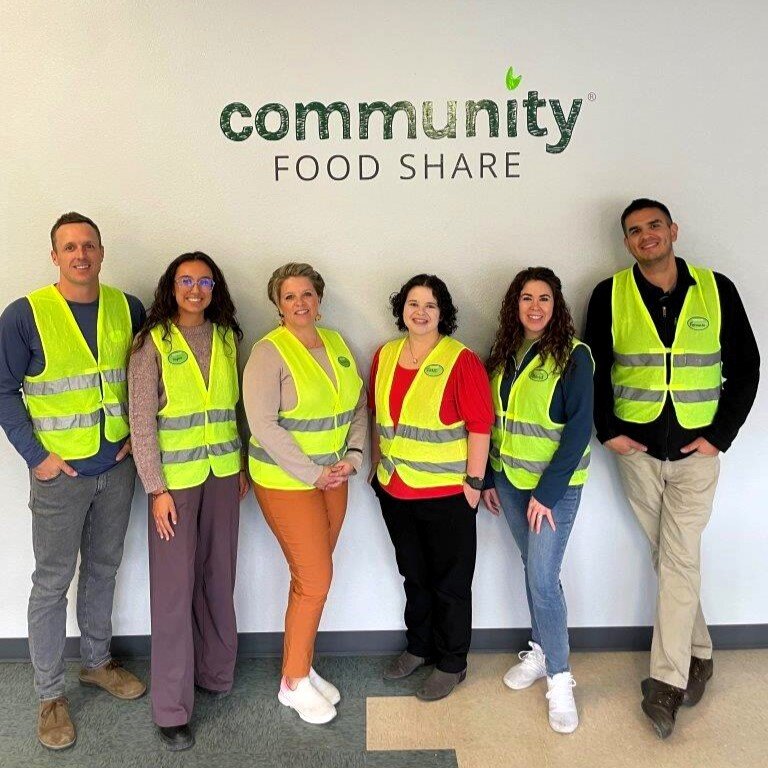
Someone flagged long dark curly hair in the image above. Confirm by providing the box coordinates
[389,274,458,335]
[133,252,243,353]
[486,267,575,375]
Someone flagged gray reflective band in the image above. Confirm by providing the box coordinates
[614,353,665,367]
[380,456,467,475]
[161,446,207,464]
[397,424,467,443]
[158,413,206,430]
[489,446,500,462]
[102,368,127,384]
[208,438,242,456]
[207,408,237,423]
[505,420,562,442]
[23,373,100,396]
[32,410,101,432]
[494,417,504,432]
[672,352,722,368]
[249,444,345,466]
[672,387,721,403]
[103,402,127,418]
[613,385,665,403]
[500,452,590,474]
[278,409,355,432]
[376,423,466,443]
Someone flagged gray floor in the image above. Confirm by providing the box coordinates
[0,657,458,768]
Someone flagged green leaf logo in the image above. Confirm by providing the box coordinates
[506,66,522,91]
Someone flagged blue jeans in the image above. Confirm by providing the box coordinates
[494,471,582,676]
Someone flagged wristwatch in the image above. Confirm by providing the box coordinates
[151,489,169,499]
[464,475,483,491]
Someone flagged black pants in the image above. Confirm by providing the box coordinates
[375,480,477,673]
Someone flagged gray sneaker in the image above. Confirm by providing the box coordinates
[416,668,467,701]
[383,651,427,680]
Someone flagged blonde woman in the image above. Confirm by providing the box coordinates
[243,263,367,725]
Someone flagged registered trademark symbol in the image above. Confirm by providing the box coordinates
[588,92,597,101]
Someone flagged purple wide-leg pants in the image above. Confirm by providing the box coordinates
[148,472,240,727]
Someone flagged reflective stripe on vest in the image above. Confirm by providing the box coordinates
[248,326,363,490]
[611,264,722,429]
[490,340,592,490]
[375,336,468,489]
[23,284,131,460]
[151,323,241,490]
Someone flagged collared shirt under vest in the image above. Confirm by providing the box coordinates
[490,340,592,490]
[151,323,241,490]
[375,335,469,489]
[611,263,722,430]
[23,283,131,460]
[248,326,363,491]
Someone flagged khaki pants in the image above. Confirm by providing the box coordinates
[616,450,719,689]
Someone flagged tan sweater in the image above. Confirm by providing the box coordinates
[242,335,368,487]
[128,321,246,494]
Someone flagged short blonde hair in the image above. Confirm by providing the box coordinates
[267,262,325,307]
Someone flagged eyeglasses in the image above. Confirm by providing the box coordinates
[175,276,215,292]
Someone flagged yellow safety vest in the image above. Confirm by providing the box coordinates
[151,323,241,490]
[248,326,363,490]
[23,284,131,460]
[490,341,592,489]
[611,264,722,429]
[375,336,468,489]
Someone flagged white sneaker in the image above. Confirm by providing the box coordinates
[277,677,337,724]
[503,641,547,690]
[546,672,578,734]
[309,667,340,705]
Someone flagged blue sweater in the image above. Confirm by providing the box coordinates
[0,288,145,476]
[488,342,594,508]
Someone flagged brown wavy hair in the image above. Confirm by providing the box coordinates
[486,267,575,375]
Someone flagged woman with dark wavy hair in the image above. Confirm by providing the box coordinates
[369,274,493,701]
[129,252,248,751]
[482,266,593,734]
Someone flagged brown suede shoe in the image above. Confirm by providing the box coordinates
[79,659,146,700]
[683,656,714,707]
[641,677,685,739]
[38,696,75,750]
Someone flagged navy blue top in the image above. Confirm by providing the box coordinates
[0,287,145,476]
[488,342,594,508]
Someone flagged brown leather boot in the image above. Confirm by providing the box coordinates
[37,696,76,750]
[683,656,714,706]
[79,659,146,700]
[641,678,685,739]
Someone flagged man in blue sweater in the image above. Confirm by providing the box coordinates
[0,213,147,750]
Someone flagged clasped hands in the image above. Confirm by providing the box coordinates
[314,460,355,490]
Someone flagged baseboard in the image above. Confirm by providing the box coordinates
[0,625,766,662]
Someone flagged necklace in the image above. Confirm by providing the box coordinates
[407,335,440,365]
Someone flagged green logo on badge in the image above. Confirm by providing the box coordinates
[529,368,549,382]
[338,356,351,368]
[687,316,709,331]
[168,351,189,365]
[424,364,444,377]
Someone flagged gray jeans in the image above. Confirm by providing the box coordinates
[27,456,136,700]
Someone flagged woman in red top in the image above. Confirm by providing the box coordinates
[369,274,493,701]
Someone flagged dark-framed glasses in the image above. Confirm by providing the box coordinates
[175,276,215,292]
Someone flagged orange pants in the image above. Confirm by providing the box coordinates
[252,482,347,678]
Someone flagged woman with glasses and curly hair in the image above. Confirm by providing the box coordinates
[481,267,593,734]
[128,252,249,751]
[369,274,493,702]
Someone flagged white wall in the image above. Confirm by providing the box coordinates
[1,1,765,640]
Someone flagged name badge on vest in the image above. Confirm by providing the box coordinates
[424,364,444,377]
[338,356,351,368]
[687,316,709,331]
[168,350,189,365]
[529,368,548,382]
